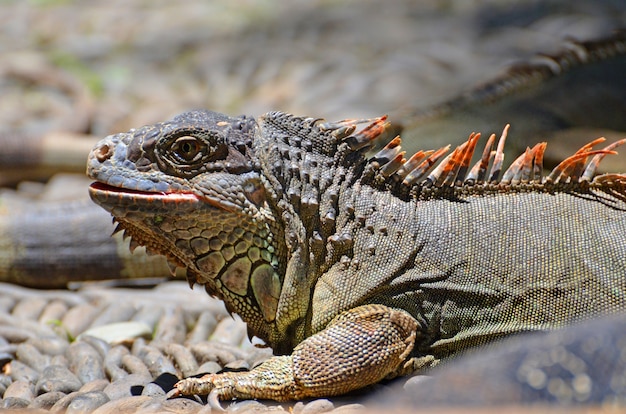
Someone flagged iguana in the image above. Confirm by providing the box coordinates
[86,108,626,404]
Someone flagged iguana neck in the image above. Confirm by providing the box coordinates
[253,112,383,266]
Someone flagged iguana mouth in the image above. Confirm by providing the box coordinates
[88,182,200,201]
[88,181,237,212]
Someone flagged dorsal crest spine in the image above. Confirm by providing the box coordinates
[327,116,626,204]
[259,111,626,211]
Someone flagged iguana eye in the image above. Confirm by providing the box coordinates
[154,129,231,176]
[171,137,203,163]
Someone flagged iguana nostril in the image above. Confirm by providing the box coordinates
[95,143,112,162]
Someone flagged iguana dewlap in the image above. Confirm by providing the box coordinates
[87,110,626,403]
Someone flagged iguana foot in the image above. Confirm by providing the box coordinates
[173,304,419,402]
[391,355,439,379]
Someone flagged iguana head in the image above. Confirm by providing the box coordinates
[87,110,285,342]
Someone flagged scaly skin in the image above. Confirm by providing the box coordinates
[87,109,626,403]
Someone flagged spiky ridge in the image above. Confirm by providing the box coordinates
[327,116,626,207]
[260,111,626,209]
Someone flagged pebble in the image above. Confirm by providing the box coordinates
[27,336,70,356]
[102,373,151,401]
[79,379,110,393]
[230,399,281,412]
[65,390,110,414]
[30,390,67,410]
[36,365,83,394]
[187,310,217,344]
[153,306,186,344]
[211,316,247,346]
[330,404,365,413]
[38,299,69,326]
[0,313,57,338]
[160,397,205,413]
[0,375,12,395]
[78,321,152,345]
[51,353,69,367]
[162,343,198,378]
[196,361,222,375]
[131,304,163,331]
[121,354,152,378]
[223,359,250,371]
[9,359,40,384]
[104,345,131,381]
[0,296,15,313]
[61,303,102,338]
[300,399,334,414]
[0,325,36,343]
[12,297,48,320]
[190,341,240,366]
[79,335,111,359]
[90,302,138,327]
[402,374,432,393]
[132,343,177,378]
[15,343,49,373]
[67,341,107,384]
[49,391,81,412]
[1,396,30,409]
[3,379,34,401]
[140,382,166,398]
[91,395,154,414]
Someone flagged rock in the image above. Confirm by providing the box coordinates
[66,390,110,414]
[35,365,82,394]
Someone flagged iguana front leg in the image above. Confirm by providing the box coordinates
[173,304,419,402]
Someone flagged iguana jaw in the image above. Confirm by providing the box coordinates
[88,181,199,201]
[88,178,283,339]
[87,181,207,271]
[88,181,237,213]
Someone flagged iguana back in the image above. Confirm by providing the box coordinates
[318,186,626,357]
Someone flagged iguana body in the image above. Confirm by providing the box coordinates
[87,109,626,403]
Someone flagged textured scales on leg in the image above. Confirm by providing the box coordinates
[173,304,417,402]
[86,108,626,403]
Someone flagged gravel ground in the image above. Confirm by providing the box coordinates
[0,281,282,412]
[1,1,626,412]
[0,281,399,413]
